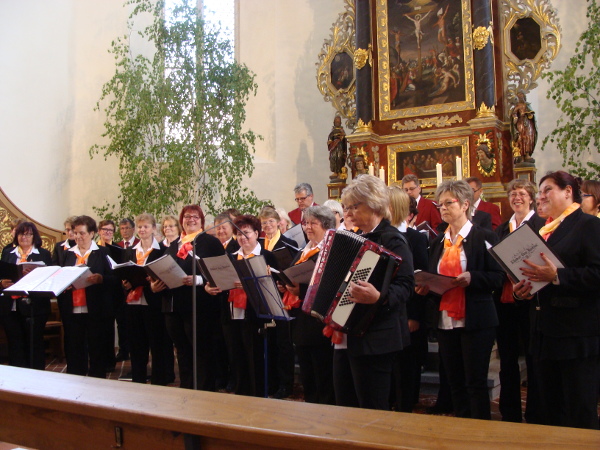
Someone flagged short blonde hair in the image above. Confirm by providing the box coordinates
[435,180,474,219]
[388,185,410,227]
[135,213,156,227]
[341,174,390,220]
[161,215,181,235]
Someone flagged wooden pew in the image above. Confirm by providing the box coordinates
[0,365,597,450]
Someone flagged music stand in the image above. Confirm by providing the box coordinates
[232,255,291,397]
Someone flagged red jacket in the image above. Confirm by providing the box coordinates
[415,197,442,230]
[476,200,501,230]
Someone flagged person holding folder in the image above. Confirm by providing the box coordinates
[416,180,504,420]
[0,222,52,370]
[58,215,114,378]
[495,179,545,423]
[121,213,168,385]
[513,171,600,429]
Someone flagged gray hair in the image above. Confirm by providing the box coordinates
[303,205,336,230]
[341,174,390,220]
[323,199,343,216]
[294,182,313,196]
[401,174,419,186]
[435,179,474,219]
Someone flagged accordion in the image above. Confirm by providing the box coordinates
[302,229,402,335]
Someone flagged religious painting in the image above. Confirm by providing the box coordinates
[509,17,542,61]
[376,0,475,120]
[330,52,354,91]
[387,137,469,186]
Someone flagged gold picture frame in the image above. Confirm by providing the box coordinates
[376,0,475,121]
[387,137,470,186]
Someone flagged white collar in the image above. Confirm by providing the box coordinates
[474,198,482,209]
[509,209,535,230]
[133,238,160,252]
[69,240,100,256]
[11,246,40,256]
[234,242,262,258]
[444,220,473,244]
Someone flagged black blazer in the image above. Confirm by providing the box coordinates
[495,212,546,240]
[403,227,429,323]
[347,219,415,356]
[287,249,330,347]
[0,247,53,316]
[122,243,167,311]
[58,246,114,318]
[51,240,75,266]
[165,233,225,313]
[428,224,504,331]
[534,208,600,340]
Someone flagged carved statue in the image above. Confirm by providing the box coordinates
[511,92,537,164]
[328,116,347,179]
[476,141,496,177]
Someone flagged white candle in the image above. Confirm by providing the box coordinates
[436,163,443,186]
[368,163,374,176]
[456,156,462,180]
[379,167,385,182]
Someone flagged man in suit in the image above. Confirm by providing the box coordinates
[117,218,140,248]
[467,177,501,230]
[288,182,317,225]
[402,174,442,230]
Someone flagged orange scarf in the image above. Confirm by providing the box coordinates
[176,230,202,259]
[72,252,90,308]
[126,248,154,303]
[439,235,465,320]
[228,252,255,309]
[17,247,31,263]
[539,203,580,241]
[264,230,281,252]
[282,247,319,310]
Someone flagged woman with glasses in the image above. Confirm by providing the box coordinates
[0,222,53,370]
[58,215,114,378]
[121,213,168,385]
[206,214,278,397]
[580,179,600,217]
[97,220,116,246]
[152,205,225,390]
[334,175,415,410]
[513,171,600,429]
[281,205,337,404]
[415,180,504,420]
[494,179,545,423]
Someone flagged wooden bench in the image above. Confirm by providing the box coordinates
[0,365,597,449]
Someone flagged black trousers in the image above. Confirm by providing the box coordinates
[496,300,539,423]
[0,310,48,370]
[127,305,168,385]
[296,343,335,405]
[392,327,427,412]
[437,326,495,420]
[334,349,395,410]
[62,313,108,378]
[536,354,600,429]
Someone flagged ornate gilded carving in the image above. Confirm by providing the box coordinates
[472,24,493,50]
[476,102,496,118]
[355,118,373,133]
[392,114,463,131]
[376,0,475,120]
[354,44,372,70]
[316,0,357,128]
[501,0,561,105]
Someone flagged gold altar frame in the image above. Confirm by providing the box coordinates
[388,136,470,187]
[376,0,475,121]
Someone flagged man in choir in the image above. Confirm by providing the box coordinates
[288,183,317,225]
[466,177,501,230]
[401,174,442,230]
[117,218,140,249]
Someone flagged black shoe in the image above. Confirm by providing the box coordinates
[272,387,291,399]
[115,351,130,362]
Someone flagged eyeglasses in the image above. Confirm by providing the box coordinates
[301,220,321,228]
[342,202,362,213]
[100,228,115,233]
[20,233,34,237]
[508,192,529,199]
[582,194,594,198]
[436,199,459,209]
[294,195,311,203]
[260,219,277,226]
[472,187,482,193]
[183,215,200,220]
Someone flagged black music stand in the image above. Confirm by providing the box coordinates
[232,255,291,398]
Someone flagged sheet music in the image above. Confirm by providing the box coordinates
[4,266,61,295]
[284,223,306,248]
[5,266,92,296]
[199,254,239,290]
[246,256,289,320]
[283,259,316,285]
[488,224,564,295]
[414,270,456,295]
[144,254,186,289]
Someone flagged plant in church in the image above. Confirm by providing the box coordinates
[542,0,600,179]
[91,0,268,221]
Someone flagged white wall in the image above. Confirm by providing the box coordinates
[0,0,590,228]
